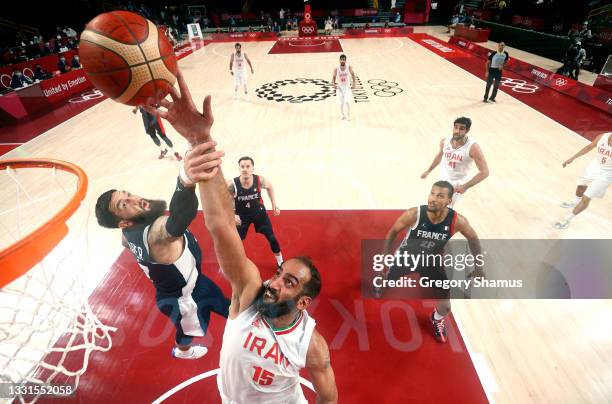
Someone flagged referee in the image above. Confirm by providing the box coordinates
[483,42,509,103]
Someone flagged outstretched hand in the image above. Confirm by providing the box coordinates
[143,69,214,146]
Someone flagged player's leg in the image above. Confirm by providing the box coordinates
[156,296,208,359]
[156,118,182,161]
[555,178,609,229]
[191,274,230,331]
[420,264,452,343]
[242,74,249,101]
[562,162,596,207]
[344,90,353,120]
[233,74,240,99]
[561,185,587,208]
[254,212,283,266]
[337,89,346,119]
[489,71,501,101]
[147,126,168,158]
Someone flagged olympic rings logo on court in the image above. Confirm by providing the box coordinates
[555,78,568,87]
[68,88,104,103]
[500,77,539,94]
[301,26,316,34]
[256,78,335,103]
[367,79,403,97]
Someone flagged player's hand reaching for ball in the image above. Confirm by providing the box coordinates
[144,68,214,146]
[183,141,225,182]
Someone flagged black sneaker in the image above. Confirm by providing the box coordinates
[431,311,448,343]
[489,98,496,103]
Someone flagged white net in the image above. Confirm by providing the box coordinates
[0,162,115,403]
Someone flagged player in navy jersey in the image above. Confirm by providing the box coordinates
[380,181,484,343]
[229,156,283,267]
[132,106,182,160]
[95,144,230,359]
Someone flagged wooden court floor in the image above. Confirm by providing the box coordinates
[2,31,612,402]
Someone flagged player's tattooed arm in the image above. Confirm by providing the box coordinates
[306,330,338,404]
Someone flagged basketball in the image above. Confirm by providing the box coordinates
[79,11,177,106]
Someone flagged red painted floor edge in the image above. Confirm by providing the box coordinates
[407,33,611,141]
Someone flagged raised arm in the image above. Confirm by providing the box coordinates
[563,133,602,167]
[146,157,221,263]
[145,69,262,313]
[306,330,338,404]
[260,176,280,216]
[421,138,444,179]
[383,207,418,255]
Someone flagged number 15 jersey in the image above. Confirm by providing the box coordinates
[217,303,316,403]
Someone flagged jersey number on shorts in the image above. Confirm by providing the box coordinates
[252,366,274,385]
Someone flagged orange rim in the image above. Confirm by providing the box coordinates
[0,159,88,288]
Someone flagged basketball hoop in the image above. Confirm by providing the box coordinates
[0,158,115,403]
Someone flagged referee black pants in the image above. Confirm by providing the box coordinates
[484,68,502,101]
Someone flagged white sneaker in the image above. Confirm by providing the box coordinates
[553,220,570,229]
[233,92,238,100]
[341,115,346,120]
[243,94,249,101]
[346,115,351,121]
[560,200,578,208]
[172,344,208,359]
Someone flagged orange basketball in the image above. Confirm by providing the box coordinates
[79,11,177,106]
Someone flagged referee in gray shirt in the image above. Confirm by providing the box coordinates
[483,42,509,103]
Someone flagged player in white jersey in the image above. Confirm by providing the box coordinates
[421,117,489,207]
[555,132,612,229]
[145,69,338,404]
[229,43,254,100]
[332,54,355,120]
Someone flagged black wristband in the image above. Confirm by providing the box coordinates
[165,177,198,237]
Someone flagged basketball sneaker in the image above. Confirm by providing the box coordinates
[553,220,570,229]
[174,152,182,161]
[431,311,447,343]
[560,200,578,208]
[172,344,208,359]
[243,93,249,102]
[158,149,168,159]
